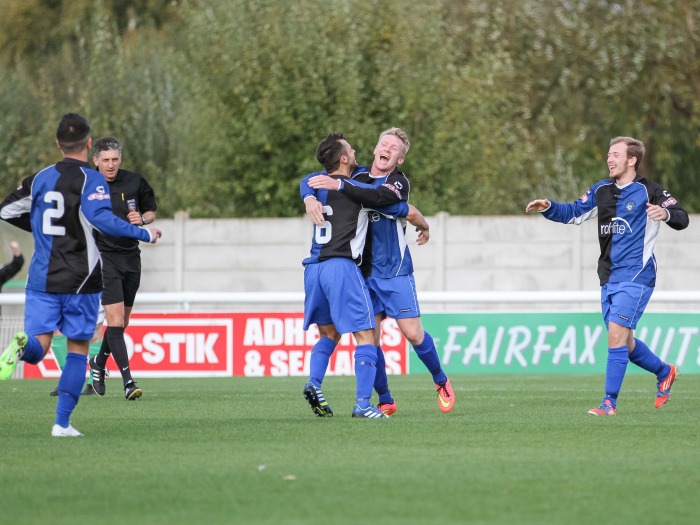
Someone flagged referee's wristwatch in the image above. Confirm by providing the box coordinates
[140,215,147,225]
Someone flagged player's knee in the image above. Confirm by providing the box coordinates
[398,319,424,346]
[318,325,340,344]
[405,329,424,346]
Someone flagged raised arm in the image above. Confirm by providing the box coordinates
[0,241,24,285]
[0,175,34,232]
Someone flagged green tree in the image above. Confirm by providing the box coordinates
[0,0,698,217]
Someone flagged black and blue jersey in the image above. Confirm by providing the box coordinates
[300,167,413,276]
[349,166,413,278]
[300,173,408,266]
[0,158,153,294]
[542,174,689,287]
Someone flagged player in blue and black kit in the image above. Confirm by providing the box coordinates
[526,136,689,416]
[304,128,455,414]
[0,113,162,436]
[302,132,416,419]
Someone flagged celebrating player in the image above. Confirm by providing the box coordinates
[526,136,688,416]
[303,127,455,414]
[301,132,416,419]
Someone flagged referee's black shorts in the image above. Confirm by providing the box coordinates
[101,251,142,307]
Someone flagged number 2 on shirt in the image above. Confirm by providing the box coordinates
[42,191,66,236]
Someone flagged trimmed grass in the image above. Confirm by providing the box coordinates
[2,374,699,525]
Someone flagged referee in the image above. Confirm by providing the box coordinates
[88,137,158,400]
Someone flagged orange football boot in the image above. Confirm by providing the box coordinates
[655,364,679,409]
[436,378,455,413]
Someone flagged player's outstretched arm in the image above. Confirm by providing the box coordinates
[145,228,162,243]
[525,199,551,213]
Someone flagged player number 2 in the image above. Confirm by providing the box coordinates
[314,205,333,244]
[43,191,66,236]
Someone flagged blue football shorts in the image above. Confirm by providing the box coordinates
[601,281,653,329]
[24,289,101,341]
[366,273,421,320]
[303,258,375,334]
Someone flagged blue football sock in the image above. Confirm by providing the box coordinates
[629,338,668,379]
[414,332,446,385]
[20,335,45,364]
[55,353,87,427]
[373,346,393,404]
[354,344,377,405]
[604,346,629,406]
[308,337,336,387]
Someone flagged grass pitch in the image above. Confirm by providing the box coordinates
[1,374,698,525]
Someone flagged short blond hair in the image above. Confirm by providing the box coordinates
[379,127,410,156]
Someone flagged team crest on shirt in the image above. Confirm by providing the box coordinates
[625,201,635,212]
[580,192,589,203]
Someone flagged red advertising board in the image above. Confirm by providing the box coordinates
[23,312,408,378]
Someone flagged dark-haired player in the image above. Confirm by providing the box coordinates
[0,113,161,436]
[301,132,415,419]
[303,128,455,415]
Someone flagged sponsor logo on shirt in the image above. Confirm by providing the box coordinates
[87,193,111,201]
[600,217,632,235]
[381,183,402,199]
[661,197,677,208]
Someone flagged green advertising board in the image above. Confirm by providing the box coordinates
[414,312,700,374]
